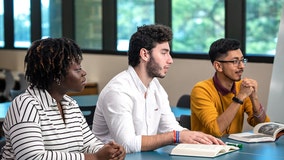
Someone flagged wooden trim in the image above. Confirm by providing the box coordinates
[67,82,98,96]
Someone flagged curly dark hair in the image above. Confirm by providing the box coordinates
[24,37,83,90]
[208,38,241,64]
[128,24,173,67]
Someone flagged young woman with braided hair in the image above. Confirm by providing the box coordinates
[1,37,125,160]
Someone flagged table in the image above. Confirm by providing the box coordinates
[0,102,10,122]
[125,136,284,160]
[71,94,98,106]
[0,95,99,121]
[0,96,190,122]
[171,107,191,117]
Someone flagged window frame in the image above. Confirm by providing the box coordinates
[0,0,275,63]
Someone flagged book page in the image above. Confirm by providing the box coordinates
[170,144,238,157]
[228,132,274,142]
[254,122,284,139]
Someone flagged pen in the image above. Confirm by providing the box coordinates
[225,142,243,148]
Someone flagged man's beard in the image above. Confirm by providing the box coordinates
[146,56,165,79]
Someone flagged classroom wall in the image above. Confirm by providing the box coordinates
[0,49,273,130]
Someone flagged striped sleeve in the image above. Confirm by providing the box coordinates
[2,90,104,160]
[9,122,84,160]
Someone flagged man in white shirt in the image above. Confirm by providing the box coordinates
[92,24,224,153]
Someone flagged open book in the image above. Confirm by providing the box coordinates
[228,122,284,143]
[170,144,239,158]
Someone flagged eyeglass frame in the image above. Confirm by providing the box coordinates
[217,58,248,66]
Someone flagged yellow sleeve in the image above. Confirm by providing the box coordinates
[190,80,224,137]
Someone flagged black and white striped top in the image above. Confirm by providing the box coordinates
[2,87,103,160]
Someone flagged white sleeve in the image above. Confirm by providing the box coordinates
[156,88,185,133]
[100,91,142,153]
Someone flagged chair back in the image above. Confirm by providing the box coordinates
[79,105,96,128]
[18,73,28,91]
[179,115,191,129]
[176,94,190,108]
[176,94,191,129]
[0,139,5,159]
[10,89,25,100]
[1,69,15,101]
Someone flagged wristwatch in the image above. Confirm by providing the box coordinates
[232,97,243,105]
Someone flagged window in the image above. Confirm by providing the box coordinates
[0,0,4,47]
[14,0,30,48]
[41,0,62,39]
[117,0,154,51]
[75,0,102,50]
[172,0,225,53]
[1,0,282,63]
[246,0,284,56]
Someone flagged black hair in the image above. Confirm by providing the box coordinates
[208,38,241,63]
[128,24,173,67]
[24,37,82,89]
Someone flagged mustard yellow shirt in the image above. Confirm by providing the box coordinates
[190,77,270,137]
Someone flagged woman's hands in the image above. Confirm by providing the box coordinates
[87,141,126,160]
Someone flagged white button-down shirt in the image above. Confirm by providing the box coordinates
[92,66,184,153]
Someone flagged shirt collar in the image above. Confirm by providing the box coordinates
[27,86,76,108]
[128,65,151,93]
[213,72,236,95]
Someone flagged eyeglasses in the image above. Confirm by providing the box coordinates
[217,58,248,66]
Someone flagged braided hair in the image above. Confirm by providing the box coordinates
[24,37,83,90]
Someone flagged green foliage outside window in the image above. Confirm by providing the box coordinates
[117,0,154,51]
[246,0,284,56]
[1,0,284,58]
[172,0,225,53]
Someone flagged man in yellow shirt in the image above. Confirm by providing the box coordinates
[191,38,270,137]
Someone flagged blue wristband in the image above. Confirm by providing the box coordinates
[176,131,180,143]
